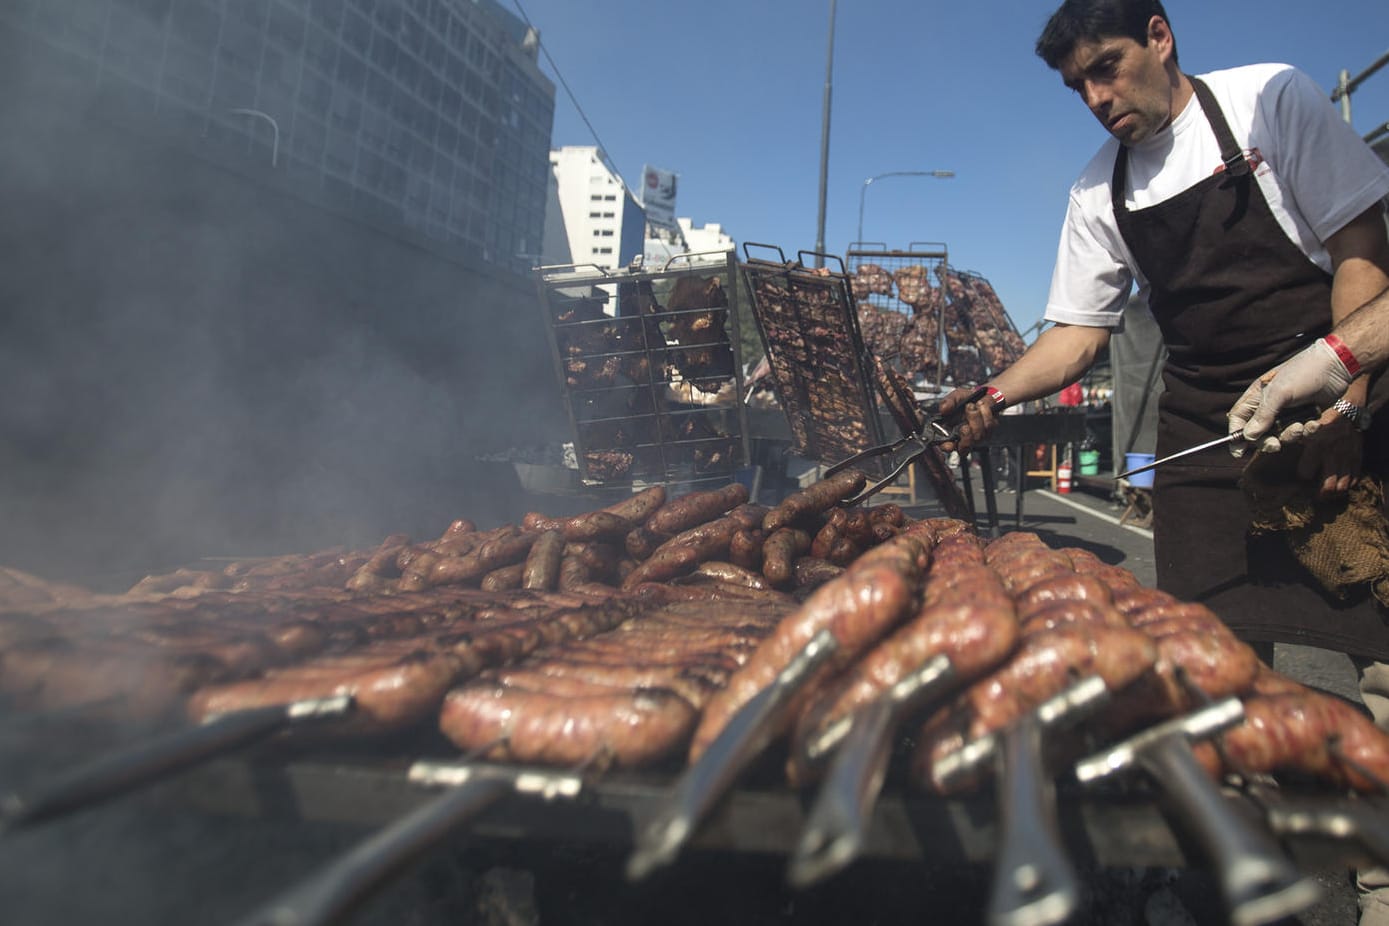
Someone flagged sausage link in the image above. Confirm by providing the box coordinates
[625,526,672,561]
[810,509,848,560]
[728,528,765,571]
[690,527,936,762]
[762,528,812,588]
[480,563,525,591]
[440,683,697,768]
[521,530,566,590]
[763,469,868,532]
[621,516,744,588]
[556,555,592,590]
[645,483,750,535]
[602,485,667,524]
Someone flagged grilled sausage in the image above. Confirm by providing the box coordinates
[689,524,937,761]
[645,483,750,535]
[728,528,765,571]
[480,563,525,592]
[810,509,848,560]
[440,683,698,768]
[688,561,770,590]
[762,527,812,588]
[1192,692,1389,792]
[602,485,668,524]
[521,530,566,590]
[914,625,1159,794]
[762,468,868,532]
[625,526,672,561]
[620,516,744,588]
[792,557,843,590]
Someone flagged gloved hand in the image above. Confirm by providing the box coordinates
[1228,338,1356,454]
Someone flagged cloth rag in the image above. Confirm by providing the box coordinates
[1240,446,1389,606]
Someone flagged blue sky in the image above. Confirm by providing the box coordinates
[512,0,1388,336]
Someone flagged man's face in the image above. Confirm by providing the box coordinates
[1058,21,1175,146]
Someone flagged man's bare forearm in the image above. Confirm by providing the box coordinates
[1333,284,1389,376]
[988,323,1112,404]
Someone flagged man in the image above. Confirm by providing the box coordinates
[943,1,1389,662]
[1230,286,1389,450]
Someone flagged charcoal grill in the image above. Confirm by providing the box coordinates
[534,253,751,488]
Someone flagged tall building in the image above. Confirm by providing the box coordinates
[548,145,646,272]
[0,0,555,275]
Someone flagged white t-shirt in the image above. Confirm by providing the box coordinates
[1044,63,1389,329]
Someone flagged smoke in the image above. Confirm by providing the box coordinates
[0,7,565,588]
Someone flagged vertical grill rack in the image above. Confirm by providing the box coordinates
[847,243,951,389]
[936,266,1028,385]
[846,245,1027,390]
[535,252,751,487]
[739,245,888,472]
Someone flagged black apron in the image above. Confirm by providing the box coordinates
[1112,77,1389,660]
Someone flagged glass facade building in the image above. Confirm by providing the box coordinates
[1,0,556,275]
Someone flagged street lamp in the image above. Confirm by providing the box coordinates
[855,170,954,249]
[229,108,280,168]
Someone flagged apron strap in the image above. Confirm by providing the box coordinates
[1189,77,1250,178]
[1111,76,1251,216]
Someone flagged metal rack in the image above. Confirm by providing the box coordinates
[846,245,1027,390]
[935,266,1029,382]
[846,243,951,388]
[739,245,888,471]
[534,253,751,488]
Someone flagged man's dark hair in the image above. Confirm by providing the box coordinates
[1035,0,1177,70]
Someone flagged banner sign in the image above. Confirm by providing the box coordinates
[641,165,678,229]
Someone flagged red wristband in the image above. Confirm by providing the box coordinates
[1323,334,1362,377]
[983,385,1007,408]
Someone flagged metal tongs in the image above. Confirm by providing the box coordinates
[826,385,994,506]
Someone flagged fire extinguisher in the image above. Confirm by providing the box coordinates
[1057,450,1073,495]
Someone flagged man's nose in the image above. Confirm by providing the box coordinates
[1082,80,1112,112]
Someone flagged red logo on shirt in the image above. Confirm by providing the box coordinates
[1213,147,1265,175]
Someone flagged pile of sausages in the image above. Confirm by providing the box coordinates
[5,473,1388,794]
[689,525,1389,793]
[0,474,887,755]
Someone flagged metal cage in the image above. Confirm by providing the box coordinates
[534,252,751,488]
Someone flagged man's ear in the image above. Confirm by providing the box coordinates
[1147,15,1174,59]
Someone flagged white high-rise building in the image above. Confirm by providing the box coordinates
[546,146,646,271]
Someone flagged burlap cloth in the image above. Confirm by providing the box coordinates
[1240,446,1389,605]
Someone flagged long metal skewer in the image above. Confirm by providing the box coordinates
[1,695,352,832]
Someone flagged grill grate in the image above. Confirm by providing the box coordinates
[740,246,887,472]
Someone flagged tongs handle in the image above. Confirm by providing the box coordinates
[924,385,992,442]
[832,386,994,507]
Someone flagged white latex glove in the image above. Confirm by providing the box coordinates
[1227,338,1354,453]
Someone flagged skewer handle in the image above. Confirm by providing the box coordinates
[1139,735,1320,926]
[987,714,1079,926]
[626,629,839,880]
[787,695,896,888]
[1,698,347,831]
[231,776,512,926]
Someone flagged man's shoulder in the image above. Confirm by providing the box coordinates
[1196,62,1303,96]
[1071,138,1122,201]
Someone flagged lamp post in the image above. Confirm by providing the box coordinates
[855,170,954,249]
[229,108,280,168]
[812,0,838,267]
